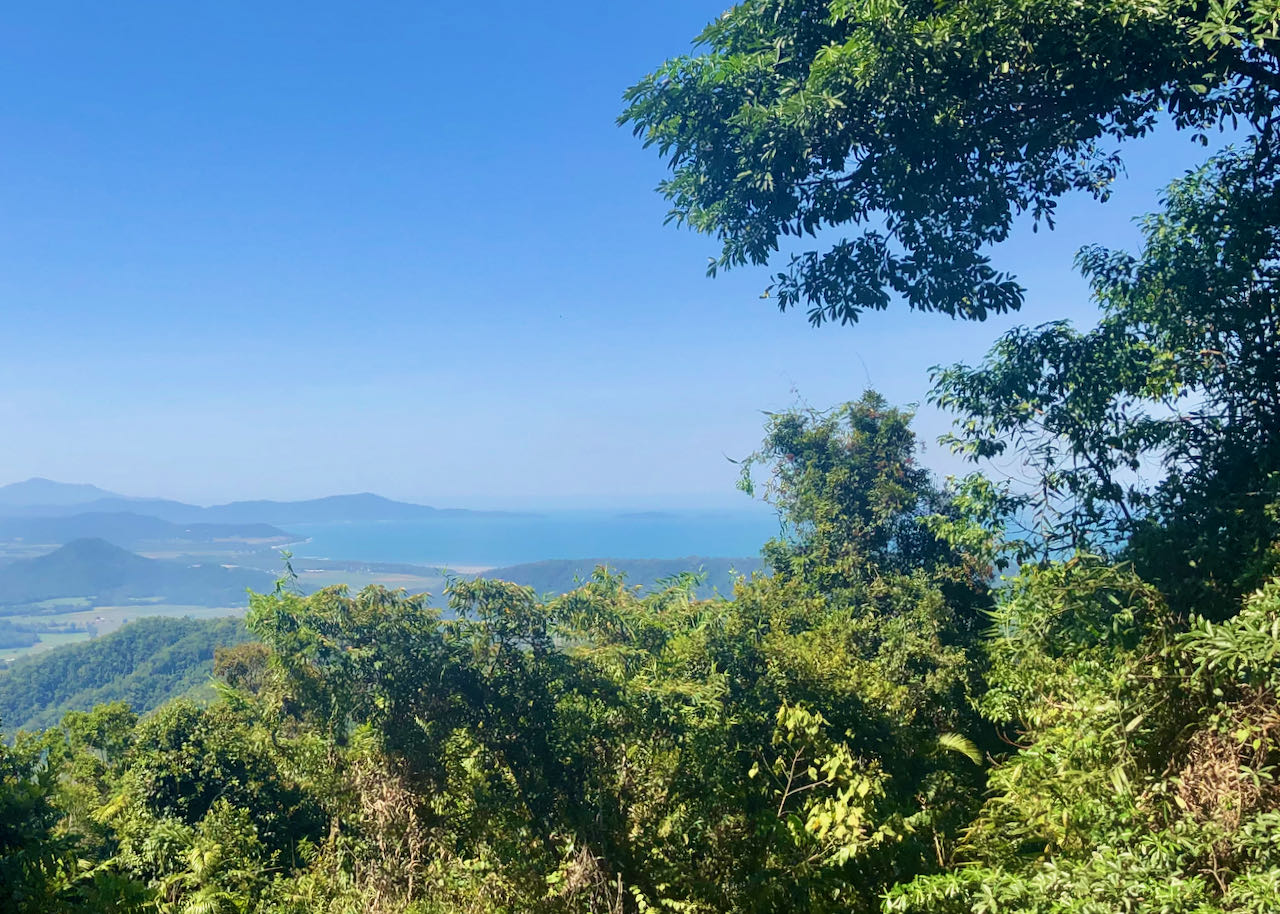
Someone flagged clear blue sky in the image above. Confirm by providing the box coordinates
[0,1,1224,506]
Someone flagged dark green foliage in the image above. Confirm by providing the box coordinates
[0,735,72,913]
[114,701,324,862]
[0,616,251,732]
[740,393,990,593]
[0,620,38,649]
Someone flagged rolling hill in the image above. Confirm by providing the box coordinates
[0,615,251,733]
[196,493,520,524]
[0,539,275,610]
[0,496,204,521]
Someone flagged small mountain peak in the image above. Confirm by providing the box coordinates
[55,537,138,558]
[0,478,121,507]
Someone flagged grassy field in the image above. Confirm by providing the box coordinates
[0,603,247,663]
[0,630,91,662]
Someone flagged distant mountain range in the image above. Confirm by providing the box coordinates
[0,539,275,611]
[0,480,766,617]
[0,478,530,525]
[0,513,292,549]
[0,478,120,507]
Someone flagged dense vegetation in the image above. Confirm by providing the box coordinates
[3,1,1279,912]
[0,617,250,733]
[0,620,38,650]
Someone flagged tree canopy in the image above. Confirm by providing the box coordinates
[933,136,1280,618]
[622,0,1279,323]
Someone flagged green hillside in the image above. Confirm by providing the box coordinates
[0,615,249,733]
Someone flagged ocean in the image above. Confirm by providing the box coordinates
[286,507,781,569]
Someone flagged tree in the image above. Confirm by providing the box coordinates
[932,138,1280,618]
[109,700,324,880]
[233,396,991,913]
[622,0,1278,324]
[737,392,991,598]
[0,733,72,914]
[885,562,1280,914]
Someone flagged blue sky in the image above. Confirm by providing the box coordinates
[0,1,1226,506]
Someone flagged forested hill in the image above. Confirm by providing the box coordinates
[0,616,249,733]
[478,555,764,599]
[0,538,273,609]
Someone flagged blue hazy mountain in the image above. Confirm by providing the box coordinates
[197,493,528,524]
[0,478,121,507]
[0,538,274,610]
[0,512,291,549]
[0,496,199,521]
[0,482,527,525]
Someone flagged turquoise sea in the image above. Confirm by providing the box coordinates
[287,508,781,569]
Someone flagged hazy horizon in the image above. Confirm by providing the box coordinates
[0,474,771,513]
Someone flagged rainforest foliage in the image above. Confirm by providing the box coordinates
[0,617,251,734]
[4,0,1280,911]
